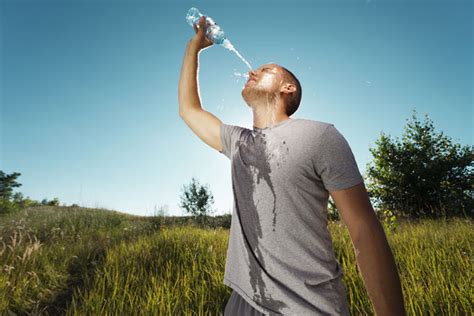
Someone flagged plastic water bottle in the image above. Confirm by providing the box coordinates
[186,7,227,46]
[185,7,253,70]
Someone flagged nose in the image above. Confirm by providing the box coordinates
[248,70,257,79]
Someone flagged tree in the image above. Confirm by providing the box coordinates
[154,204,169,217]
[0,171,23,214]
[12,192,24,204]
[151,204,170,230]
[366,110,473,219]
[48,198,60,206]
[0,171,22,200]
[179,177,216,226]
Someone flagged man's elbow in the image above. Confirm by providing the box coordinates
[178,102,190,117]
[179,108,196,119]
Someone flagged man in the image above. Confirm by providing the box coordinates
[179,16,406,316]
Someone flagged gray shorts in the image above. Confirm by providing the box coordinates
[223,283,351,315]
[224,290,267,315]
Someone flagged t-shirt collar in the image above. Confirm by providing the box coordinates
[253,118,294,131]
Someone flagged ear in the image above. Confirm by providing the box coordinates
[280,83,296,95]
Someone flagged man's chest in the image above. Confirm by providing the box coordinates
[231,132,319,186]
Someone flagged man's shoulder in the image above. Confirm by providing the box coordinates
[293,118,333,131]
[221,123,251,134]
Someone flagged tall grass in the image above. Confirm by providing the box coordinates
[329,218,473,315]
[0,206,472,315]
[68,226,229,315]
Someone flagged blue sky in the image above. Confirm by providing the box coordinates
[1,0,472,216]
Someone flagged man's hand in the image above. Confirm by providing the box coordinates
[188,16,214,52]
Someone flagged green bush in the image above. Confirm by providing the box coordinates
[0,198,20,215]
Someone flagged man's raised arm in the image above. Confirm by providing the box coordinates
[177,16,224,153]
[178,16,213,116]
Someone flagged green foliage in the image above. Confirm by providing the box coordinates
[0,198,20,215]
[381,209,399,232]
[179,177,216,226]
[217,213,232,229]
[48,198,60,206]
[12,192,24,204]
[366,110,473,219]
[327,197,340,221]
[0,171,23,214]
[25,198,42,208]
[0,171,22,200]
[0,171,46,214]
[39,197,60,206]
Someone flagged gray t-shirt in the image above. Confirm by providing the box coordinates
[219,118,364,315]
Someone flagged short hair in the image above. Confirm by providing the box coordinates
[280,66,302,117]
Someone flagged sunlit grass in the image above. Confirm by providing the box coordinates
[68,226,229,315]
[329,218,473,315]
[0,206,472,315]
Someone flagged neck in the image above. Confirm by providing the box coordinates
[251,96,289,129]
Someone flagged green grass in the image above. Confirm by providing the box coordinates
[0,206,472,315]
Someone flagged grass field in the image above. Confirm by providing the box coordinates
[0,206,472,315]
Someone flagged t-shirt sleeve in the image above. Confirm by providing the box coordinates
[219,123,244,159]
[314,124,364,191]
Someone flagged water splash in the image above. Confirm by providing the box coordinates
[234,72,249,79]
[233,71,249,84]
[222,38,253,70]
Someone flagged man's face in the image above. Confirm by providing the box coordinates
[241,63,286,106]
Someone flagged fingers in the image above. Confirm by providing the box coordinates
[193,16,206,35]
[199,15,205,30]
[192,16,214,48]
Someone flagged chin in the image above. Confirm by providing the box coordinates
[241,87,251,101]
